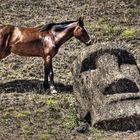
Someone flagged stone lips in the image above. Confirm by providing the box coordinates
[73,42,140,130]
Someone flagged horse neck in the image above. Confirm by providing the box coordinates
[52,23,77,47]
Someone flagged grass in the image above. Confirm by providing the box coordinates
[39,130,49,140]
[2,110,32,119]
[21,124,31,134]
[0,0,140,139]
[61,95,78,129]
[46,99,58,106]
[21,111,32,116]
[121,28,136,38]
[95,138,112,140]
[12,111,31,119]
[2,111,11,119]
[62,114,76,129]
[90,127,104,135]
[92,20,123,41]
[34,108,45,114]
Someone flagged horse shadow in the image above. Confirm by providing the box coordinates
[0,79,73,94]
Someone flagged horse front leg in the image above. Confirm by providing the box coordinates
[49,63,57,94]
[43,64,50,91]
[43,56,57,94]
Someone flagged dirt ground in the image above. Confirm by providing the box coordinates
[0,0,140,139]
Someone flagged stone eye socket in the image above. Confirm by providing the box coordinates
[80,49,137,73]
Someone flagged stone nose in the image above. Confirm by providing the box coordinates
[97,54,121,75]
[96,54,126,87]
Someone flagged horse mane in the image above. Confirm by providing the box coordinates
[40,20,77,32]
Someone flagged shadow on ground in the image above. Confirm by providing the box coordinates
[0,80,73,94]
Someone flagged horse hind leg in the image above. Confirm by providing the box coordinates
[0,51,11,60]
[43,55,57,94]
[0,27,12,60]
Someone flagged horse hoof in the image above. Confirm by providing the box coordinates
[51,89,57,94]
[50,86,57,94]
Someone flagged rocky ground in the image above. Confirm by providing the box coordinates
[0,0,140,139]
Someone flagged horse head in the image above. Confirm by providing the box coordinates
[73,17,92,46]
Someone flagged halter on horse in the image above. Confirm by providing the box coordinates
[0,17,91,94]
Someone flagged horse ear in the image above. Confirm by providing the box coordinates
[78,16,84,27]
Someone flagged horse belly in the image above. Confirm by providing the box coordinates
[11,42,42,57]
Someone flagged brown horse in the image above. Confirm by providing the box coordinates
[0,17,91,94]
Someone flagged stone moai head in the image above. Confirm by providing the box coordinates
[73,43,140,130]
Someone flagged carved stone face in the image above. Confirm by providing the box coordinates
[73,43,140,130]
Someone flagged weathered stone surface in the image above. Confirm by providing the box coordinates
[73,42,140,130]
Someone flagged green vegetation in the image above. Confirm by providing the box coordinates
[46,99,58,106]
[62,114,76,129]
[2,111,11,119]
[34,108,45,114]
[2,110,31,119]
[39,130,49,140]
[95,138,112,140]
[0,0,140,139]
[121,28,136,38]
[12,111,31,119]
[90,127,104,134]
[92,20,123,41]
[21,125,31,134]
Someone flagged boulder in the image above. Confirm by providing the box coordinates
[73,42,140,130]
